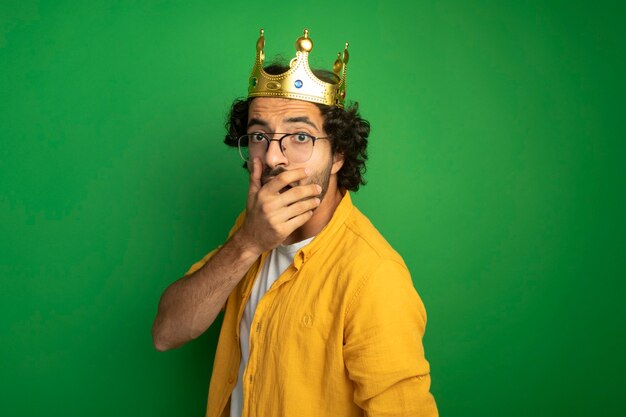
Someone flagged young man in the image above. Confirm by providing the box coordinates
[152,29,438,417]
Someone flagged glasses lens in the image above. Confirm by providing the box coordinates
[237,135,250,162]
[283,133,314,163]
[237,133,316,163]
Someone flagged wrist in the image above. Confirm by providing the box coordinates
[230,228,264,259]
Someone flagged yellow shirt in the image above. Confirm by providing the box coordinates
[186,192,438,417]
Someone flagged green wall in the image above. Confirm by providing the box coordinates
[2,1,624,416]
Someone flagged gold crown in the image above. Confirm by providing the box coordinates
[248,29,349,108]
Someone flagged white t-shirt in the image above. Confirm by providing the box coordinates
[230,236,315,417]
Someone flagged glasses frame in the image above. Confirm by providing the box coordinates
[237,132,330,163]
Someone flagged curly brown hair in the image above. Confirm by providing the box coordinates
[223,63,371,192]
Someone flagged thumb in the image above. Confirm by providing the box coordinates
[248,157,262,195]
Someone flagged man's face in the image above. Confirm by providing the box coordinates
[246,97,342,200]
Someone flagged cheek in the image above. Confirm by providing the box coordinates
[310,145,334,166]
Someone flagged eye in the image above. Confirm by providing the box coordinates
[249,132,267,143]
[293,133,312,143]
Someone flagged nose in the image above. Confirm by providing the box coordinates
[264,138,289,169]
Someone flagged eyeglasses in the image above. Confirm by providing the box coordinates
[237,132,330,163]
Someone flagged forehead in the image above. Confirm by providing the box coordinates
[248,97,323,124]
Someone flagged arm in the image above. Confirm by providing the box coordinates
[343,260,439,417]
[151,159,322,351]
[151,230,262,351]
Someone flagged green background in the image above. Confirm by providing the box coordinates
[2,1,625,416]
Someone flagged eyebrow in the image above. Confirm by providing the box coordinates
[247,116,319,130]
[247,118,270,129]
[284,116,318,130]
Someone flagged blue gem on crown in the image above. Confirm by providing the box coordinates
[294,80,303,88]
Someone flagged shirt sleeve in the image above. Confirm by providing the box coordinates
[343,259,439,417]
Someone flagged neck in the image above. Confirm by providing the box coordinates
[283,182,344,245]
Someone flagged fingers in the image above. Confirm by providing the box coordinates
[279,184,322,207]
[248,157,262,195]
[259,183,322,215]
[283,209,315,232]
[276,197,321,222]
[242,163,323,252]
[264,168,312,194]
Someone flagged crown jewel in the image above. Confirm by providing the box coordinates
[248,29,349,108]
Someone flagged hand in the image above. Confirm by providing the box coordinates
[237,158,322,254]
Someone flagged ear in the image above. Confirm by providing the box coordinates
[331,152,344,175]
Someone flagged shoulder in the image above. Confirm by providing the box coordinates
[339,204,407,269]
[321,203,415,289]
[334,205,426,318]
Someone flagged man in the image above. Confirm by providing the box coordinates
[152,29,438,417]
